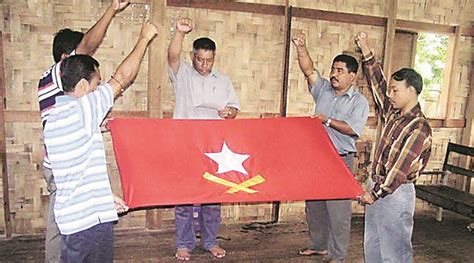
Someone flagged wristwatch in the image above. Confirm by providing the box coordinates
[325,118,332,127]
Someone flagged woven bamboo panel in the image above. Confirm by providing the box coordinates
[449,36,474,119]
[2,0,148,112]
[287,18,385,116]
[397,0,471,25]
[290,0,387,17]
[4,122,46,235]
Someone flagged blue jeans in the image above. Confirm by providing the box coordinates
[60,222,114,263]
[364,181,415,263]
[175,204,221,250]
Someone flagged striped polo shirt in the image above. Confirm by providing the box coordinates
[38,50,75,169]
[43,84,118,235]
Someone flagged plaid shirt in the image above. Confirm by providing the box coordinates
[362,53,432,198]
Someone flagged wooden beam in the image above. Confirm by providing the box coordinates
[461,26,474,37]
[3,110,148,122]
[397,20,456,34]
[292,7,386,26]
[0,32,12,238]
[167,0,285,16]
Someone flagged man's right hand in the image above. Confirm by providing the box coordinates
[292,32,306,49]
[140,21,159,41]
[355,32,370,57]
[176,18,193,34]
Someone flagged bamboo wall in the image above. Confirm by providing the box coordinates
[0,0,473,236]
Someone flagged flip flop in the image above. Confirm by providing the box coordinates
[298,248,328,256]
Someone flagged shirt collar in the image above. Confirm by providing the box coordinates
[334,85,355,98]
[394,103,423,118]
[55,94,77,104]
[191,66,218,78]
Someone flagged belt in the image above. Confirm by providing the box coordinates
[339,152,355,157]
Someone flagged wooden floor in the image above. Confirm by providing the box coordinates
[0,211,473,262]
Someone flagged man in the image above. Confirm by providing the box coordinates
[43,22,158,262]
[292,32,369,263]
[356,32,432,263]
[37,1,129,261]
[167,18,240,261]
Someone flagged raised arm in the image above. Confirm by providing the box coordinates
[291,32,319,87]
[355,32,391,119]
[168,18,193,74]
[108,22,158,98]
[76,0,130,56]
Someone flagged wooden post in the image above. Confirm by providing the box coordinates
[270,0,291,224]
[461,71,474,193]
[382,0,398,78]
[146,0,167,230]
[442,26,461,120]
[0,32,12,238]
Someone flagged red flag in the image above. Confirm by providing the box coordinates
[109,117,362,208]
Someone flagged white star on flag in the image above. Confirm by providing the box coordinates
[205,142,250,175]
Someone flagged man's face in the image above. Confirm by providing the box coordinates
[191,49,215,76]
[387,78,416,110]
[329,61,355,90]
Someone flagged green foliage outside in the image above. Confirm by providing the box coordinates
[414,33,449,101]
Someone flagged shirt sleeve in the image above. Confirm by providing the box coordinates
[79,83,114,136]
[309,71,330,102]
[342,95,370,138]
[361,53,391,122]
[373,120,432,198]
[224,77,240,110]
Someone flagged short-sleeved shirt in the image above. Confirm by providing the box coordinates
[310,72,370,154]
[43,84,117,235]
[168,60,240,119]
[38,50,76,169]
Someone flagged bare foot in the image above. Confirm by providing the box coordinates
[208,246,226,259]
[175,248,191,261]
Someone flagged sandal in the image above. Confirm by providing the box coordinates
[175,248,191,261]
[208,246,226,259]
[298,248,328,256]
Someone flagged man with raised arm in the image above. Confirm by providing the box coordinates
[43,21,158,262]
[356,32,432,263]
[292,32,369,263]
[167,18,240,261]
[37,1,130,261]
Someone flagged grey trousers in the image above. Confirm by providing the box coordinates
[305,154,354,261]
[44,167,61,263]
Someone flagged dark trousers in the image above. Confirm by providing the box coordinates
[60,222,114,263]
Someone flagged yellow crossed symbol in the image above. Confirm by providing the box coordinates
[203,172,265,194]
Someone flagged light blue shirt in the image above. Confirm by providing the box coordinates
[168,60,240,120]
[43,84,117,235]
[310,72,370,154]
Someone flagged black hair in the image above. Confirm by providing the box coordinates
[332,54,359,74]
[391,68,423,94]
[60,55,99,93]
[53,28,84,63]
[193,37,216,52]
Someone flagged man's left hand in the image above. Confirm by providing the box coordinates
[218,106,238,119]
[113,194,129,214]
[359,191,375,205]
[311,114,328,124]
